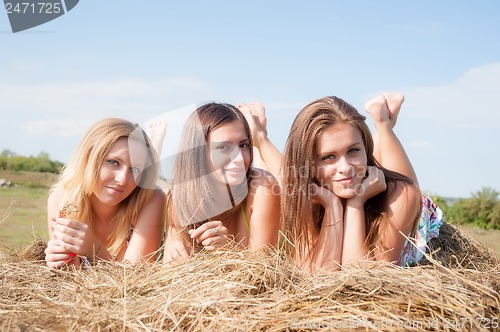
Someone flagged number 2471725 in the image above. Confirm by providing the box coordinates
[5,2,62,14]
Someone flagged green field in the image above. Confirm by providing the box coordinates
[0,186,49,249]
[0,170,56,251]
[0,170,499,256]
[457,224,500,255]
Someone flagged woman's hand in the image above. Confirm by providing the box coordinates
[188,220,229,251]
[44,239,79,268]
[303,183,343,272]
[51,217,102,259]
[310,183,340,207]
[310,183,343,228]
[341,166,385,264]
[163,238,191,264]
[348,166,387,207]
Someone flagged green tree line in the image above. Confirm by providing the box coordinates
[431,187,500,230]
[0,149,64,173]
[1,148,498,230]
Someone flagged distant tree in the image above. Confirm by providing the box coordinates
[8,155,26,171]
[471,187,499,229]
[0,151,64,173]
[445,198,469,224]
[488,201,500,229]
[446,187,499,229]
[0,149,15,158]
[37,151,50,159]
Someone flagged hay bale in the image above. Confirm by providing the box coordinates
[420,222,498,270]
[1,224,498,331]
[1,242,499,331]
[12,222,496,268]
[15,237,47,262]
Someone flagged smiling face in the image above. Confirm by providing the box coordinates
[92,137,149,207]
[208,120,251,186]
[314,122,368,198]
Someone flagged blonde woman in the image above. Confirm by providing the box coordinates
[163,103,280,263]
[45,118,165,268]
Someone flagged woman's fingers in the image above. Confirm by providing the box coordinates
[52,218,93,254]
[45,240,77,267]
[52,217,87,232]
[166,241,191,263]
[189,221,227,241]
[52,226,82,248]
[201,235,226,251]
[361,166,387,199]
[188,220,229,250]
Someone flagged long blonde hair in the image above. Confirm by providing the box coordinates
[50,118,159,256]
[281,96,420,261]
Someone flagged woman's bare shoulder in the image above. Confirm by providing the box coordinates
[249,167,279,187]
[47,189,63,208]
[151,186,166,202]
[247,167,281,201]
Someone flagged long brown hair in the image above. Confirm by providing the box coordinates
[281,96,420,261]
[167,103,254,245]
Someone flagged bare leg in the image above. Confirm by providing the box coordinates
[237,102,283,181]
[364,93,418,186]
[252,147,267,171]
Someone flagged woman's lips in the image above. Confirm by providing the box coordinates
[106,186,124,193]
[334,176,354,185]
[224,168,244,174]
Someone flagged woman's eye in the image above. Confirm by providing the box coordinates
[131,167,142,174]
[348,148,361,154]
[216,145,232,153]
[321,154,335,161]
[106,159,119,166]
[240,143,250,149]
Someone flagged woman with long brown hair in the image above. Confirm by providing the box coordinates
[163,103,280,263]
[246,94,443,272]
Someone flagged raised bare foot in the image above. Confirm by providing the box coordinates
[236,102,268,147]
[146,120,167,158]
[382,92,404,127]
[364,92,404,128]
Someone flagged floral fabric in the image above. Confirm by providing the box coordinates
[398,195,445,266]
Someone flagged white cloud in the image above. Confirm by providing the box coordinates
[22,120,82,137]
[359,63,500,197]
[402,62,500,129]
[0,77,213,138]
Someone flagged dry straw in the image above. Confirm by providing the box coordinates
[1,223,499,331]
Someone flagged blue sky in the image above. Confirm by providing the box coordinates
[1,1,499,198]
